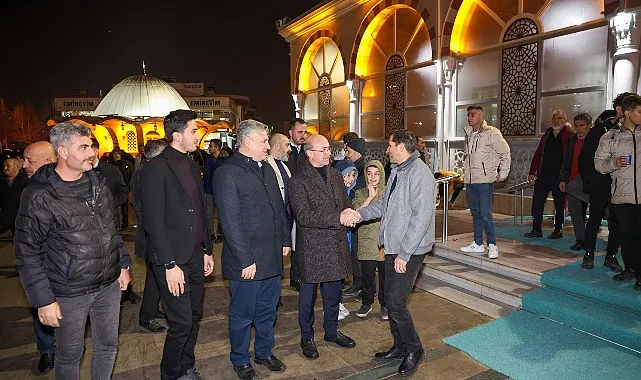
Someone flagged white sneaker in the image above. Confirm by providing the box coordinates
[488,244,499,259]
[460,242,485,254]
[338,303,349,320]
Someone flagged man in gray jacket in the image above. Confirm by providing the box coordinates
[595,94,641,291]
[345,130,435,377]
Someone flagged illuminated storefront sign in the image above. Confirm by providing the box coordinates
[54,98,102,111]
[187,97,230,109]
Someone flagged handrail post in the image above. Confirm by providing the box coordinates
[442,180,449,243]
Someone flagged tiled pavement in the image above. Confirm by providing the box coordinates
[0,209,509,379]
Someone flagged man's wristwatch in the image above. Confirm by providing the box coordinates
[164,261,176,270]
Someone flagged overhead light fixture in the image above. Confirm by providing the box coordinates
[121,121,125,131]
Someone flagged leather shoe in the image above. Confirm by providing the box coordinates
[581,252,594,269]
[635,281,641,291]
[324,331,356,348]
[139,318,168,333]
[524,230,543,238]
[613,268,636,282]
[301,338,319,359]
[570,240,584,251]
[374,346,405,361]
[254,354,286,372]
[37,353,55,374]
[547,230,563,239]
[398,349,425,377]
[233,363,259,380]
[604,254,623,272]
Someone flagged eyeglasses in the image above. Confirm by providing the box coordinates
[308,147,331,153]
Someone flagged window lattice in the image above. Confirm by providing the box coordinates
[318,74,332,139]
[385,54,405,138]
[126,131,137,152]
[500,19,539,136]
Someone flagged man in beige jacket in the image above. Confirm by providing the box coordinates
[595,94,641,291]
[460,106,511,259]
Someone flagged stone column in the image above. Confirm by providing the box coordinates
[609,10,641,96]
[292,93,304,118]
[438,56,458,171]
[346,79,362,135]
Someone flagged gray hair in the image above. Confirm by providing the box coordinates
[50,122,92,151]
[237,119,269,148]
[144,139,168,159]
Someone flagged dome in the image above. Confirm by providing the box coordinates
[93,75,189,118]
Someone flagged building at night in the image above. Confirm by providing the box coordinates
[278,0,639,186]
[50,75,255,157]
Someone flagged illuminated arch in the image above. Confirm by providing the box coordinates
[349,0,435,79]
[294,30,346,92]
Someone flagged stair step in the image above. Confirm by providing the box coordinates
[540,260,641,316]
[415,274,516,319]
[421,255,537,309]
[432,244,542,286]
[522,288,641,352]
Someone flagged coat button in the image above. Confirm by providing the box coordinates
[189,227,193,231]
[188,209,194,212]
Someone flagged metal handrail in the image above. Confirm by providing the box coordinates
[434,173,461,243]
[507,181,533,225]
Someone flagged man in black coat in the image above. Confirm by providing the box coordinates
[286,117,308,176]
[140,110,215,380]
[214,120,291,380]
[578,92,632,274]
[289,134,356,360]
[132,139,169,334]
[14,122,131,379]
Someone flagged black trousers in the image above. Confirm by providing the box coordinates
[612,204,641,275]
[584,187,623,261]
[360,260,386,307]
[153,252,204,380]
[385,254,425,353]
[531,179,565,232]
[298,280,342,341]
[350,230,362,290]
[139,258,162,323]
[289,250,299,284]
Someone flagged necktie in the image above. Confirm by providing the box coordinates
[275,160,292,217]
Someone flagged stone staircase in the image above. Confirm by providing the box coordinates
[415,232,580,319]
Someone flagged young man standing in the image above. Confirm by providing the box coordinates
[460,106,511,259]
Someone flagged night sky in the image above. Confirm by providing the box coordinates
[0,0,325,127]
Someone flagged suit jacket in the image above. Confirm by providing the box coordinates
[267,155,296,251]
[286,142,303,176]
[139,148,213,265]
[289,159,352,283]
[214,152,291,281]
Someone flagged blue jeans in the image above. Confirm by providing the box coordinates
[466,183,497,245]
[55,280,121,380]
[228,275,281,366]
[32,308,55,354]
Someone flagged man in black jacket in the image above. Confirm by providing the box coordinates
[286,117,307,176]
[214,120,291,380]
[140,110,214,380]
[14,122,131,379]
[578,92,633,273]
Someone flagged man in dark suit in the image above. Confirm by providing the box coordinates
[286,117,307,176]
[140,110,215,380]
[289,134,356,360]
[214,120,291,380]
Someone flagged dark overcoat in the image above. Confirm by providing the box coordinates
[289,158,352,283]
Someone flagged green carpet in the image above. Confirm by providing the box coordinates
[443,310,641,380]
[494,225,608,254]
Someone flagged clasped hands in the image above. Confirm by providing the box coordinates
[340,208,361,227]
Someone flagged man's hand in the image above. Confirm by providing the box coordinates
[38,302,62,327]
[528,174,535,184]
[204,255,215,276]
[166,266,185,297]
[283,247,291,256]
[118,268,131,290]
[394,256,408,274]
[559,182,566,192]
[616,156,631,167]
[340,208,360,227]
[241,263,257,280]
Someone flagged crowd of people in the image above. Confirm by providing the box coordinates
[1,93,639,379]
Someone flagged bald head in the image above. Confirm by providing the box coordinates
[304,134,331,168]
[23,141,57,177]
[269,133,291,162]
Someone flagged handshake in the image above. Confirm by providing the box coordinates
[340,208,361,227]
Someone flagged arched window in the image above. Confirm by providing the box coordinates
[298,37,349,140]
[126,130,137,152]
[355,5,434,139]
